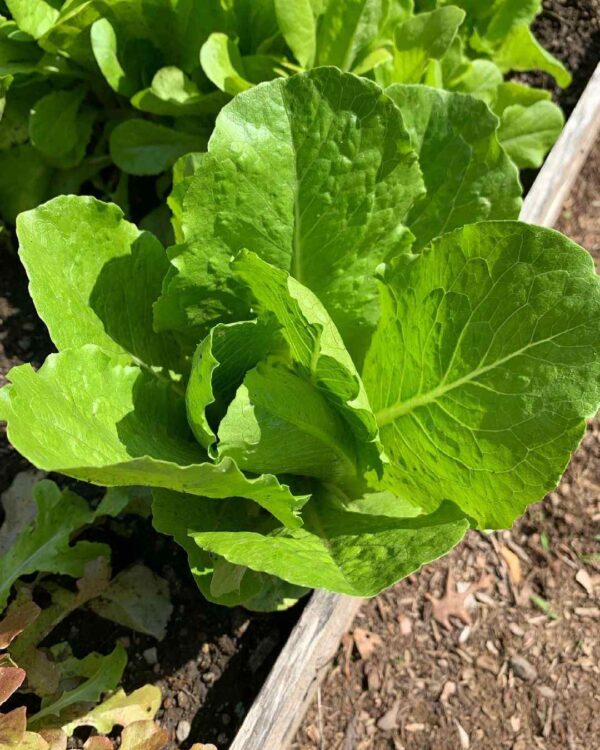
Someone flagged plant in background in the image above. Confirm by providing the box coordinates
[1,69,598,611]
[0,477,174,743]
[0,0,569,228]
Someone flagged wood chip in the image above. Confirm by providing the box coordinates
[341,632,353,678]
[439,680,456,705]
[306,724,321,743]
[398,616,412,636]
[510,656,537,682]
[508,623,525,637]
[377,699,400,731]
[476,655,498,675]
[455,720,470,749]
[500,545,523,585]
[405,723,425,732]
[353,628,382,661]
[575,569,594,597]
[574,607,600,618]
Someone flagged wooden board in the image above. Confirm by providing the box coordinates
[522,63,600,227]
[230,592,362,750]
[230,62,600,750]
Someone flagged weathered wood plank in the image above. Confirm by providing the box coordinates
[521,63,600,226]
[231,62,600,750]
[229,591,361,750]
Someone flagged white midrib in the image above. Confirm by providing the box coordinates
[375,334,557,428]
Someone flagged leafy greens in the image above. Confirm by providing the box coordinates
[1,69,598,610]
[0,0,569,225]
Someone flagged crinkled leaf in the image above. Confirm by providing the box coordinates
[0,469,45,556]
[29,645,127,728]
[17,196,181,370]
[83,738,112,750]
[9,558,112,696]
[492,80,551,113]
[385,85,521,247]
[0,667,26,705]
[230,251,379,459]
[0,346,307,527]
[378,6,465,85]
[151,491,306,608]
[0,706,27,746]
[186,319,277,451]
[38,729,67,750]
[498,100,564,169]
[0,598,41,649]
[61,685,161,736]
[110,120,208,176]
[119,720,169,750]
[218,362,360,484]
[154,488,468,597]
[364,222,600,528]
[0,481,110,609]
[493,24,571,87]
[89,565,172,640]
[154,68,423,362]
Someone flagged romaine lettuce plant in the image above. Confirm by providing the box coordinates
[0,0,568,225]
[1,69,598,611]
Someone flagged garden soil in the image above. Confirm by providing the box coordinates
[0,1,599,748]
[292,139,600,750]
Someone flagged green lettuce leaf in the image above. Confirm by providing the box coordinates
[200,32,253,95]
[386,84,521,247]
[377,5,465,86]
[0,481,110,609]
[0,346,307,527]
[154,68,424,362]
[90,17,137,97]
[492,24,571,88]
[29,644,127,727]
[364,222,600,528]
[498,100,564,170]
[5,0,62,40]
[110,120,208,176]
[186,319,277,451]
[274,0,317,68]
[153,487,469,597]
[17,196,182,370]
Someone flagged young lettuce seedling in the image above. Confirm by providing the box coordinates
[1,70,598,610]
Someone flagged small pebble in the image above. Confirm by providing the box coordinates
[143,647,158,665]
[176,720,191,742]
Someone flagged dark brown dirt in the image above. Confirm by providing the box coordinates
[293,141,600,750]
[527,0,600,117]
